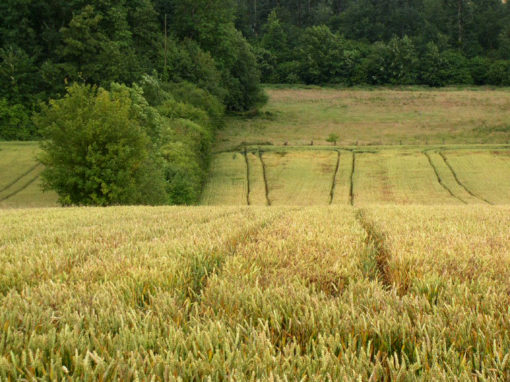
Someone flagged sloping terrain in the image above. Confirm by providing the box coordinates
[203,147,510,206]
[0,142,57,208]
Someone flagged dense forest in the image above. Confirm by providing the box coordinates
[1,0,509,205]
[237,0,510,85]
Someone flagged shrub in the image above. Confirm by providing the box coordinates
[164,39,227,102]
[326,133,340,146]
[163,81,225,129]
[439,50,473,85]
[138,75,222,204]
[159,133,205,205]
[469,56,492,85]
[254,47,278,83]
[386,36,418,85]
[298,25,345,84]
[36,83,167,206]
[362,42,392,85]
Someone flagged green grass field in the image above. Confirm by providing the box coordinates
[1,88,510,379]
[217,87,510,151]
[0,142,57,209]
[202,147,510,206]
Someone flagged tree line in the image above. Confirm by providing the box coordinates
[238,0,510,86]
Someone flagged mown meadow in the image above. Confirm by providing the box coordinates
[217,87,510,150]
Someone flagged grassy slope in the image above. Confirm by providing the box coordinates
[443,150,510,204]
[0,142,57,208]
[201,87,510,206]
[217,87,510,151]
[1,205,509,380]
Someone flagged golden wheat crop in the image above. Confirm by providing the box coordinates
[1,205,509,380]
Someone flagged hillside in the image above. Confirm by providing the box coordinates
[2,88,510,208]
[0,142,57,209]
[217,87,510,150]
[204,87,510,206]
[1,88,510,379]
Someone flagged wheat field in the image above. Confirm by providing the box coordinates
[0,205,509,380]
[202,147,510,206]
[2,88,510,380]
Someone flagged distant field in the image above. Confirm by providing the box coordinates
[0,142,57,209]
[1,205,509,380]
[202,147,510,206]
[216,87,510,151]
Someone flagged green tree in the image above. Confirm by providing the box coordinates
[298,25,345,84]
[419,42,444,87]
[171,0,266,111]
[386,36,418,84]
[326,133,339,146]
[36,83,167,206]
[261,11,288,59]
[0,99,33,141]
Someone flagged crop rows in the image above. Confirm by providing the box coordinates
[1,205,509,379]
[0,143,57,209]
[202,148,510,206]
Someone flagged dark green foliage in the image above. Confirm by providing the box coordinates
[170,0,266,111]
[487,60,510,86]
[163,39,227,102]
[138,75,223,204]
[163,81,225,129]
[419,43,445,87]
[37,75,225,206]
[469,56,492,85]
[386,36,418,85]
[239,0,510,87]
[0,100,34,141]
[261,11,289,61]
[0,47,40,106]
[0,0,265,141]
[298,26,346,84]
[438,51,473,85]
[1,0,262,206]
